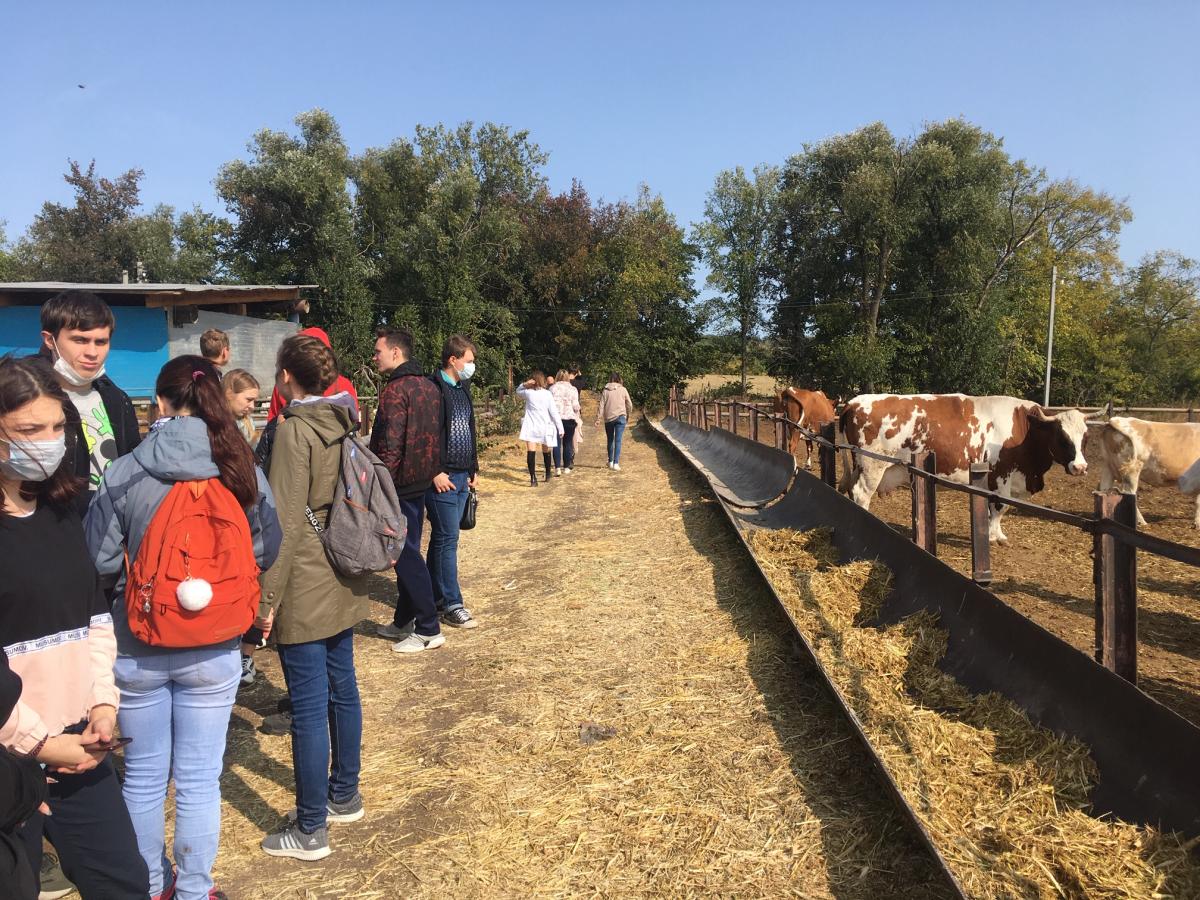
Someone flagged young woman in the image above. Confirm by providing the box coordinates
[516,371,564,486]
[0,355,149,899]
[223,368,260,444]
[549,369,581,475]
[595,372,634,471]
[256,334,371,861]
[84,355,280,900]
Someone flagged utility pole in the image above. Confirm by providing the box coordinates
[1043,265,1057,408]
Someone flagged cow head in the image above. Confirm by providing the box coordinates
[1029,406,1088,476]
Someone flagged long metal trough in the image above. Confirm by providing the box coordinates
[659,416,795,508]
[650,414,1200,894]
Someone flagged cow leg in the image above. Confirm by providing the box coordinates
[1122,467,1148,527]
[849,460,887,510]
[1097,463,1114,492]
[804,439,814,470]
[989,502,1010,545]
[1193,494,1200,530]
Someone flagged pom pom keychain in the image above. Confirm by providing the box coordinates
[177,577,213,612]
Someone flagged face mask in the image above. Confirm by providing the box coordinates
[458,361,476,381]
[0,437,67,482]
[52,339,104,388]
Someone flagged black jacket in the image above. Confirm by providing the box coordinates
[369,362,444,499]
[68,375,141,517]
[429,372,478,477]
[0,651,45,900]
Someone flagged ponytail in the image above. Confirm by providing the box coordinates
[155,356,257,507]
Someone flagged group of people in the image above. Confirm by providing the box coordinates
[516,368,634,486]
[0,294,487,899]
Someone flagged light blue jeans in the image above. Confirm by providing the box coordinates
[114,647,240,900]
[605,415,628,464]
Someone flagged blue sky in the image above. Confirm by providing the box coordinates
[3,1,1197,269]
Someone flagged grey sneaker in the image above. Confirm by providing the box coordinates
[376,619,415,640]
[261,822,331,861]
[441,608,478,629]
[38,852,74,899]
[392,632,446,653]
[240,654,256,686]
[287,792,365,824]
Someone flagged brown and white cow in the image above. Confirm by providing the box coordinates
[775,387,837,469]
[1088,417,1200,528]
[838,394,1089,543]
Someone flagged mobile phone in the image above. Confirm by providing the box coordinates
[83,736,132,752]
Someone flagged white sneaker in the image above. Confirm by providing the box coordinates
[393,632,446,653]
[377,620,415,640]
[607,461,614,469]
[612,463,621,471]
[554,467,561,476]
[563,468,572,475]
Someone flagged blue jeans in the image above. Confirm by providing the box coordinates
[394,495,441,636]
[114,647,240,899]
[605,415,628,463]
[426,471,470,613]
[277,628,363,834]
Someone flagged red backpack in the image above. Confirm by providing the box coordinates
[125,479,261,648]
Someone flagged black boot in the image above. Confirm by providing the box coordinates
[527,450,538,486]
[543,451,553,480]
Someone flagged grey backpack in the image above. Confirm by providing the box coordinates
[305,434,406,577]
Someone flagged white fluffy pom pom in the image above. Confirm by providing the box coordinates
[177,577,212,612]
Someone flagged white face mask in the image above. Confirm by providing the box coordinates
[458,361,476,381]
[52,339,104,388]
[0,437,67,482]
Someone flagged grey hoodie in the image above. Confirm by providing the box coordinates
[84,416,282,655]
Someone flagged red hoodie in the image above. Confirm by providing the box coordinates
[267,326,359,421]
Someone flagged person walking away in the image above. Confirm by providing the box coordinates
[38,290,141,517]
[85,355,281,900]
[517,372,563,486]
[255,335,371,861]
[595,372,633,470]
[427,336,480,630]
[224,369,260,445]
[199,329,231,372]
[370,327,445,653]
[265,327,358,423]
[0,355,149,898]
[549,369,581,475]
[0,650,48,900]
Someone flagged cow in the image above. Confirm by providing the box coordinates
[838,394,1089,543]
[775,387,837,469]
[1088,417,1200,528]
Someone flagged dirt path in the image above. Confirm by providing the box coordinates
[214,410,950,898]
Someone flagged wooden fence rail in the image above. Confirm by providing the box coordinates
[665,385,1200,687]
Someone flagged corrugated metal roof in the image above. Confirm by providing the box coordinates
[0,282,317,293]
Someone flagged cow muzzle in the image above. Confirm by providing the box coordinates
[1067,461,1087,476]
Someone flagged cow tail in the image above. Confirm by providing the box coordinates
[836,406,857,493]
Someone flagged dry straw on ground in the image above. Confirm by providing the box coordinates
[750,526,1200,899]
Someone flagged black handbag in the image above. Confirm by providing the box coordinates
[460,487,478,530]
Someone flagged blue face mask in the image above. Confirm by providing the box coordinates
[0,436,67,482]
[458,361,476,381]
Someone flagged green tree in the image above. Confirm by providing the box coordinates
[216,109,373,373]
[693,164,779,392]
[15,160,143,281]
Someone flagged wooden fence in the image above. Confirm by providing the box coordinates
[667,386,1200,687]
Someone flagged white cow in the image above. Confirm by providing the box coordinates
[1090,417,1200,528]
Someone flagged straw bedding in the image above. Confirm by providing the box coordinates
[749,526,1200,899]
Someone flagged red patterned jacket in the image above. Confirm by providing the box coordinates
[369,361,444,500]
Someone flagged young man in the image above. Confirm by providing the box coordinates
[199,328,230,370]
[427,336,480,630]
[39,291,140,516]
[369,327,445,653]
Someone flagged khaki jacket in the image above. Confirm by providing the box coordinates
[259,399,371,644]
[596,383,634,423]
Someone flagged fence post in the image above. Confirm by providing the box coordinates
[701,401,710,430]
[969,464,992,585]
[1106,398,1114,418]
[818,422,837,488]
[1093,491,1138,684]
[751,407,759,442]
[1189,405,1195,424]
[731,403,739,436]
[774,416,784,450]
[911,451,938,555]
